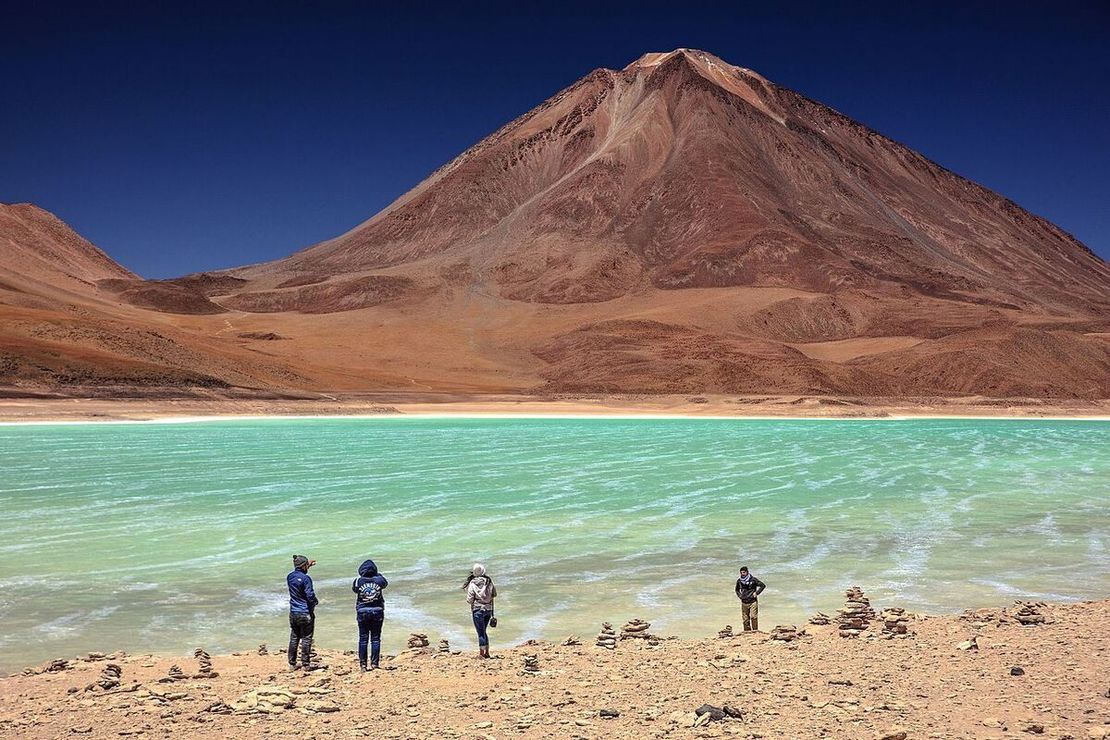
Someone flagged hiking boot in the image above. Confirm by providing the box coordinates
[288,663,300,672]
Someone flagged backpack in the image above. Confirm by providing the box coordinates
[355,578,383,609]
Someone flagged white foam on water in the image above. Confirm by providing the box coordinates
[236,588,289,617]
[31,606,120,640]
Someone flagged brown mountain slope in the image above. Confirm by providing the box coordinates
[0,205,305,392]
[2,50,1108,399]
[209,49,1108,398]
[234,49,1109,316]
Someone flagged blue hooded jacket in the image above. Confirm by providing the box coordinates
[352,559,388,612]
[287,567,318,615]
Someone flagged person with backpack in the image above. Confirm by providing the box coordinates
[464,563,497,658]
[287,554,318,670]
[734,565,766,631]
[351,558,388,671]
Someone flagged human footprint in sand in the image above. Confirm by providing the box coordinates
[352,559,388,671]
[465,563,498,658]
[287,554,318,670]
[735,565,766,631]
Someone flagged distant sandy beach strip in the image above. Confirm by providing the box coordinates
[1,392,1108,424]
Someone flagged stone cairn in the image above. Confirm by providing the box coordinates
[837,586,876,637]
[407,633,430,649]
[193,648,218,677]
[562,635,581,646]
[620,618,652,641]
[163,664,186,682]
[595,622,617,650]
[521,654,540,675]
[769,624,802,642]
[257,644,269,656]
[880,608,912,638]
[717,624,734,639]
[1012,601,1047,626]
[91,663,122,691]
[808,611,832,626]
[437,639,450,654]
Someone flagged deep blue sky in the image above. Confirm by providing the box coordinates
[3,1,1108,278]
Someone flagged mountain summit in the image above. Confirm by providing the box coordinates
[4,51,1109,398]
[232,49,1107,315]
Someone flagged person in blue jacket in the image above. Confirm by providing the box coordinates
[287,554,318,670]
[352,559,388,671]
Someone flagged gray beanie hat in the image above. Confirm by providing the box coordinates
[293,554,310,569]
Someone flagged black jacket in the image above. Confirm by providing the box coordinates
[735,575,766,603]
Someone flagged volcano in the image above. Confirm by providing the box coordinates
[4,50,1110,399]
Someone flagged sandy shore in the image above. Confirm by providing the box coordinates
[1,391,1108,423]
[3,599,1108,739]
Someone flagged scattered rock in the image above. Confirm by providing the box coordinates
[1023,723,1045,734]
[620,618,653,640]
[1012,601,1047,626]
[694,704,726,721]
[837,586,876,637]
[770,624,803,642]
[879,607,914,638]
[599,708,620,719]
[562,635,581,646]
[88,663,122,691]
[193,647,217,678]
[1011,666,1025,676]
[878,732,907,740]
[161,664,186,682]
[596,622,617,650]
[957,637,979,651]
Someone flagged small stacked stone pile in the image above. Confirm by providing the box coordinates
[769,624,801,642]
[437,639,450,654]
[837,586,876,637]
[717,625,733,639]
[562,635,581,646]
[880,608,912,638]
[521,654,540,675]
[407,633,430,649]
[46,659,70,673]
[808,612,832,625]
[257,644,268,656]
[595,622,617,649]
[163,664,186,682]
[620,618,652,640]
[92,663,122,691]
[193,648,218,677]
[1012,601,1047,626]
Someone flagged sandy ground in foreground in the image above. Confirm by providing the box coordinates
[1,393,1108,422]
[2,600,1108,739]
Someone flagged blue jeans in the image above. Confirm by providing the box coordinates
[472,608,492,648]
[357,608,384,667]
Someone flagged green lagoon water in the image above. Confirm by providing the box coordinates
[1,417,1107,671]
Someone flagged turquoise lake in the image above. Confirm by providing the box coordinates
[0,417,1107,672]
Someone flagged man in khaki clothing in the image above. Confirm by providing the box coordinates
[734,566,766,631]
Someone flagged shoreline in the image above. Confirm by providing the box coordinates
[1,392,1108,423]
[4,597,1108,738]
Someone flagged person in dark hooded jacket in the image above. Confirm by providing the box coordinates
[351,559,388,670]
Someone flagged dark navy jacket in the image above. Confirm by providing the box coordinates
[352,559,388,612]
[287,568,319,615]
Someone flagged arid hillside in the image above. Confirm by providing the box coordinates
[3,49,1109,399]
